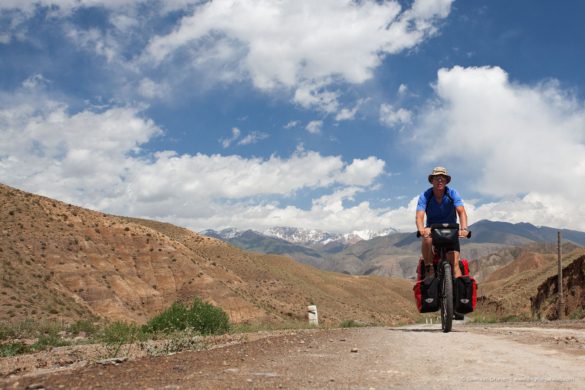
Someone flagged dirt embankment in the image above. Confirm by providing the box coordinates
[532,255,585,320]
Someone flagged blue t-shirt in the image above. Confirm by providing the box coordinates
[416,187,464,226]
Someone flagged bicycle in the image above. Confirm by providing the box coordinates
[417,223,471,332]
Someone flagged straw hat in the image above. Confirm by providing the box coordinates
[428,166,451,184]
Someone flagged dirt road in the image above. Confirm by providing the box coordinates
[3,323,585,389]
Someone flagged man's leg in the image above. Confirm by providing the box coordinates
[447,250,462,278]
[421,236,434,277]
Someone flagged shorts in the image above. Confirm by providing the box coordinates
[436,240,460,253]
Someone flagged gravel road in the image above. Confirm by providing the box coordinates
[3,323,585,389]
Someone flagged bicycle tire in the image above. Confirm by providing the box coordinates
[441,262,454,333]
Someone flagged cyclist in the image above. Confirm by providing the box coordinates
[415,167,469,281]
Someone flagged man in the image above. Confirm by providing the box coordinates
[415,167,468,280]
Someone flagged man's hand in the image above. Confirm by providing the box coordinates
[420,227,431,238]
[459,228,468,238]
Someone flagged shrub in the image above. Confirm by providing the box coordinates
[144,298,230,335]
[33,333,69,351]
[0,342,30,357]
[0,323,15,341]
[569,307,585,320]
[99,321,144,344]
[339,319,363,328]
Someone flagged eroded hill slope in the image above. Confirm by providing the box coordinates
[0,184,417,326]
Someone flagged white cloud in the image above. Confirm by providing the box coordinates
[0,98,162,209]
[379,104,412,127]
[414,65,585,230]
[293,80,340,113]
[0,93,392,232]
[306,120,323,134]
[283,120,300,129]
[3,0,453,116]
[219,127,241,148]
[138,78,169,99]
[335,99,366,122]
[220,128,269,148]
[144,0,454,112]
[238,131,268,146]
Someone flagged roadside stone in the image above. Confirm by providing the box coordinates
[97,357,128,365]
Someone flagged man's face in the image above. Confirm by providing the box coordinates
[432,175,447,190]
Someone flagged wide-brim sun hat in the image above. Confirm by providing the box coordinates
[428,166,451,184]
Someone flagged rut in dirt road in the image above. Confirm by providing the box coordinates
[4,325,585,389]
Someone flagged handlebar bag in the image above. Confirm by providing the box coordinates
[431,225,459,247]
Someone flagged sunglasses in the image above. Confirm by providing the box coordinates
[432,175,448,182]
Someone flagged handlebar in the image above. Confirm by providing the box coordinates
[416,226,472,238]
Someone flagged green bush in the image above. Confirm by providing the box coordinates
[570,307,585,320]
[32,333,69,351]
[144,298,230,335]
[0,323,14,341]
[99,321,144,344]
[339,319,363,328]
[0,342,31,357]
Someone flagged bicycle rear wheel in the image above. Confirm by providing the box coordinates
[441,262,453,333]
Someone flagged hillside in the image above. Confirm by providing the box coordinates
[531,254,585,320]
[475,245,585,320]
[468,242,580,282]
[0,183,418,326]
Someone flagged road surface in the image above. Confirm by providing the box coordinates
[3,323,585,389]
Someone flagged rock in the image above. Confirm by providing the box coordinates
[351,348,359,353]
[97,357,128,365]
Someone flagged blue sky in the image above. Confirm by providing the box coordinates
[1,0,585,233]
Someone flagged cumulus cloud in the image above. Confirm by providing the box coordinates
[0,92,391,232]
[414,65,585,230]
[144,0,454,112]
[2,0,454,115]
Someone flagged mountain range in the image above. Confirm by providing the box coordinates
[202,221,585,279]
[202,226,396,248]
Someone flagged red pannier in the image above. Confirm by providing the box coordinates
[457,258,477,313]
[413,278,440,313]
[413,257,477,313]
[413,256,440,313]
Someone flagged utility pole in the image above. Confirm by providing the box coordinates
[558,231,565,320]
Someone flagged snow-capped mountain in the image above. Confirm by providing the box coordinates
[202,226,397,246]
[200,227,245,240]
[263,226,397,245]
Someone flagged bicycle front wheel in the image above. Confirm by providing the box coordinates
[441,262,454,333]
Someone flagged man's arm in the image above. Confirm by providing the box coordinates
[416,210,427,237]
[456,205,468,236]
